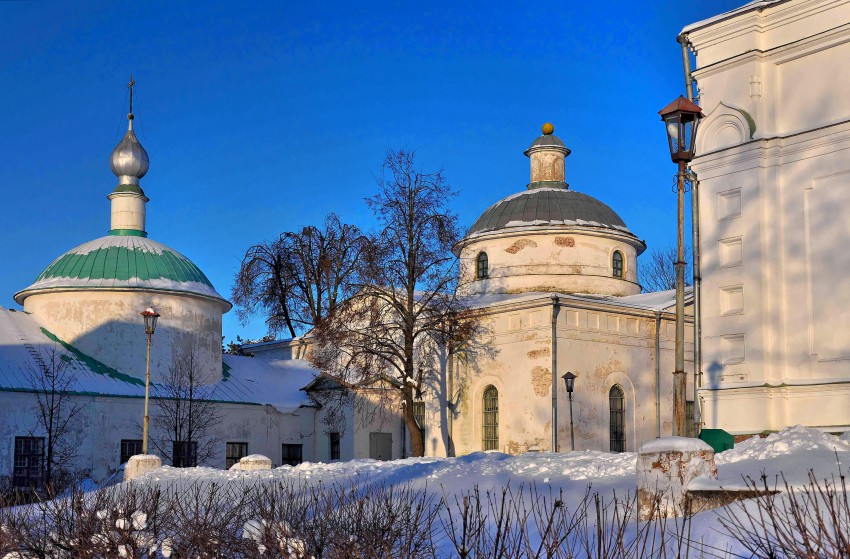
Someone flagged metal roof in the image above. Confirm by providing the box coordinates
[0,308,315,412]
[14,235,229,306]
[465,187,635,239]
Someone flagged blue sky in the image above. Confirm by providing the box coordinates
[0,1,743,343]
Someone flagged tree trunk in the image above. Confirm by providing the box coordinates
[404,391,425,457]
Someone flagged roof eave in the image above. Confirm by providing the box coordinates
[454,224,647,255]
[14,284,233,312]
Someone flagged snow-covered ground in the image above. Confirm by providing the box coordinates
[140,425,850,494]
[122,425,850,556]
[6,426,850,557]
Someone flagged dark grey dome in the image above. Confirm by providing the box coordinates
[466,187,634,238]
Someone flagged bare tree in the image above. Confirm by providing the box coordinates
[639,244,693,293]
[232,213,367,338]
[312,149,484,457]
[151,346,223,467]
[24,349,84,490]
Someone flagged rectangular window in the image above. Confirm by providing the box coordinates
[281,443,303,466]
[120,439,143,465]
[329,433,340,461]
[226,442,248,469]
[13,436,44,488]
[172,441,198,468]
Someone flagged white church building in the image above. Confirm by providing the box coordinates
[1,0,848,487]
[685,0,850,435]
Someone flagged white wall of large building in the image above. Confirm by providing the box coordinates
[688,0,850,433]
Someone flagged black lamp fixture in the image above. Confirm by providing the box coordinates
[561,372,577,451]
[562,371,576,394]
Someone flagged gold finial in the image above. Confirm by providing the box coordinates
[542,122,554,135]
[127,75,136,121]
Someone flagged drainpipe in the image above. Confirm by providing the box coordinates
[401,404,407,459]
[551,294,560,452]
[447,348,455,457]
[678,32,703,436]
[655,311,662,438]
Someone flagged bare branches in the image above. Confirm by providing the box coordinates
[312,149,485,457]
[718,469,850,558]
[24,349,84,491]
[639,244,693,293]
[150,346,223,467]
[232,213,367,338]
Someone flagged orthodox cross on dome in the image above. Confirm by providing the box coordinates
[127,75,136,121]
[108,74,151,236]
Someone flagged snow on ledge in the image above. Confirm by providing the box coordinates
[639,436,713,454]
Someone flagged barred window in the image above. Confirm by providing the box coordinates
[476,252,489,279]
[13,436,44,488]
[172,441,197,468]
[482,386,499,451]
[609,385,626,453]
[226,442,248,469]
[282,444,303,466]
[120,439,143,465]
[612,251,624,278]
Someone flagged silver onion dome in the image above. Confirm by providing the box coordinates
[110,116,149,186]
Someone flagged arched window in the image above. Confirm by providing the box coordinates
[482,385,499,450]
[609,385,625,452]
[476,252,489,279]
[612,250,624,278]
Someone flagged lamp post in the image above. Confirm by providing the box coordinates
[561,372,576,451]
[140,307,159,454]
[659,96,703,437]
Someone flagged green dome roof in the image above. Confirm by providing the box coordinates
[15,235,230,307]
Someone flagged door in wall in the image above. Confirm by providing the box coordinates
[369,432,392,461]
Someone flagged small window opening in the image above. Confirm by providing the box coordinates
[612,251,624,278]
[609,385,625,452]
[483,385,499,451]
[476,252,489,279]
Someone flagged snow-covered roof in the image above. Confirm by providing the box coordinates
[462,288,690,313]
[14,235,230,309]
[221,354,316,413]
[0,307,315,413]
[463,188,640,243]
[681,0,789,34]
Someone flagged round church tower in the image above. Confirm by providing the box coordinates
[456,124,645,296]
[14,103,231,383]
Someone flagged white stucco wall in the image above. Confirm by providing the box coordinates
[688,0,850,433]
[459,229,642,297]
[0,391,316,482]
[447,298,694,455]
[23,290,226,383]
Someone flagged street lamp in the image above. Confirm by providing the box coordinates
[140,307,160,454]
[561,372,576,451]
[659,96,703,437]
